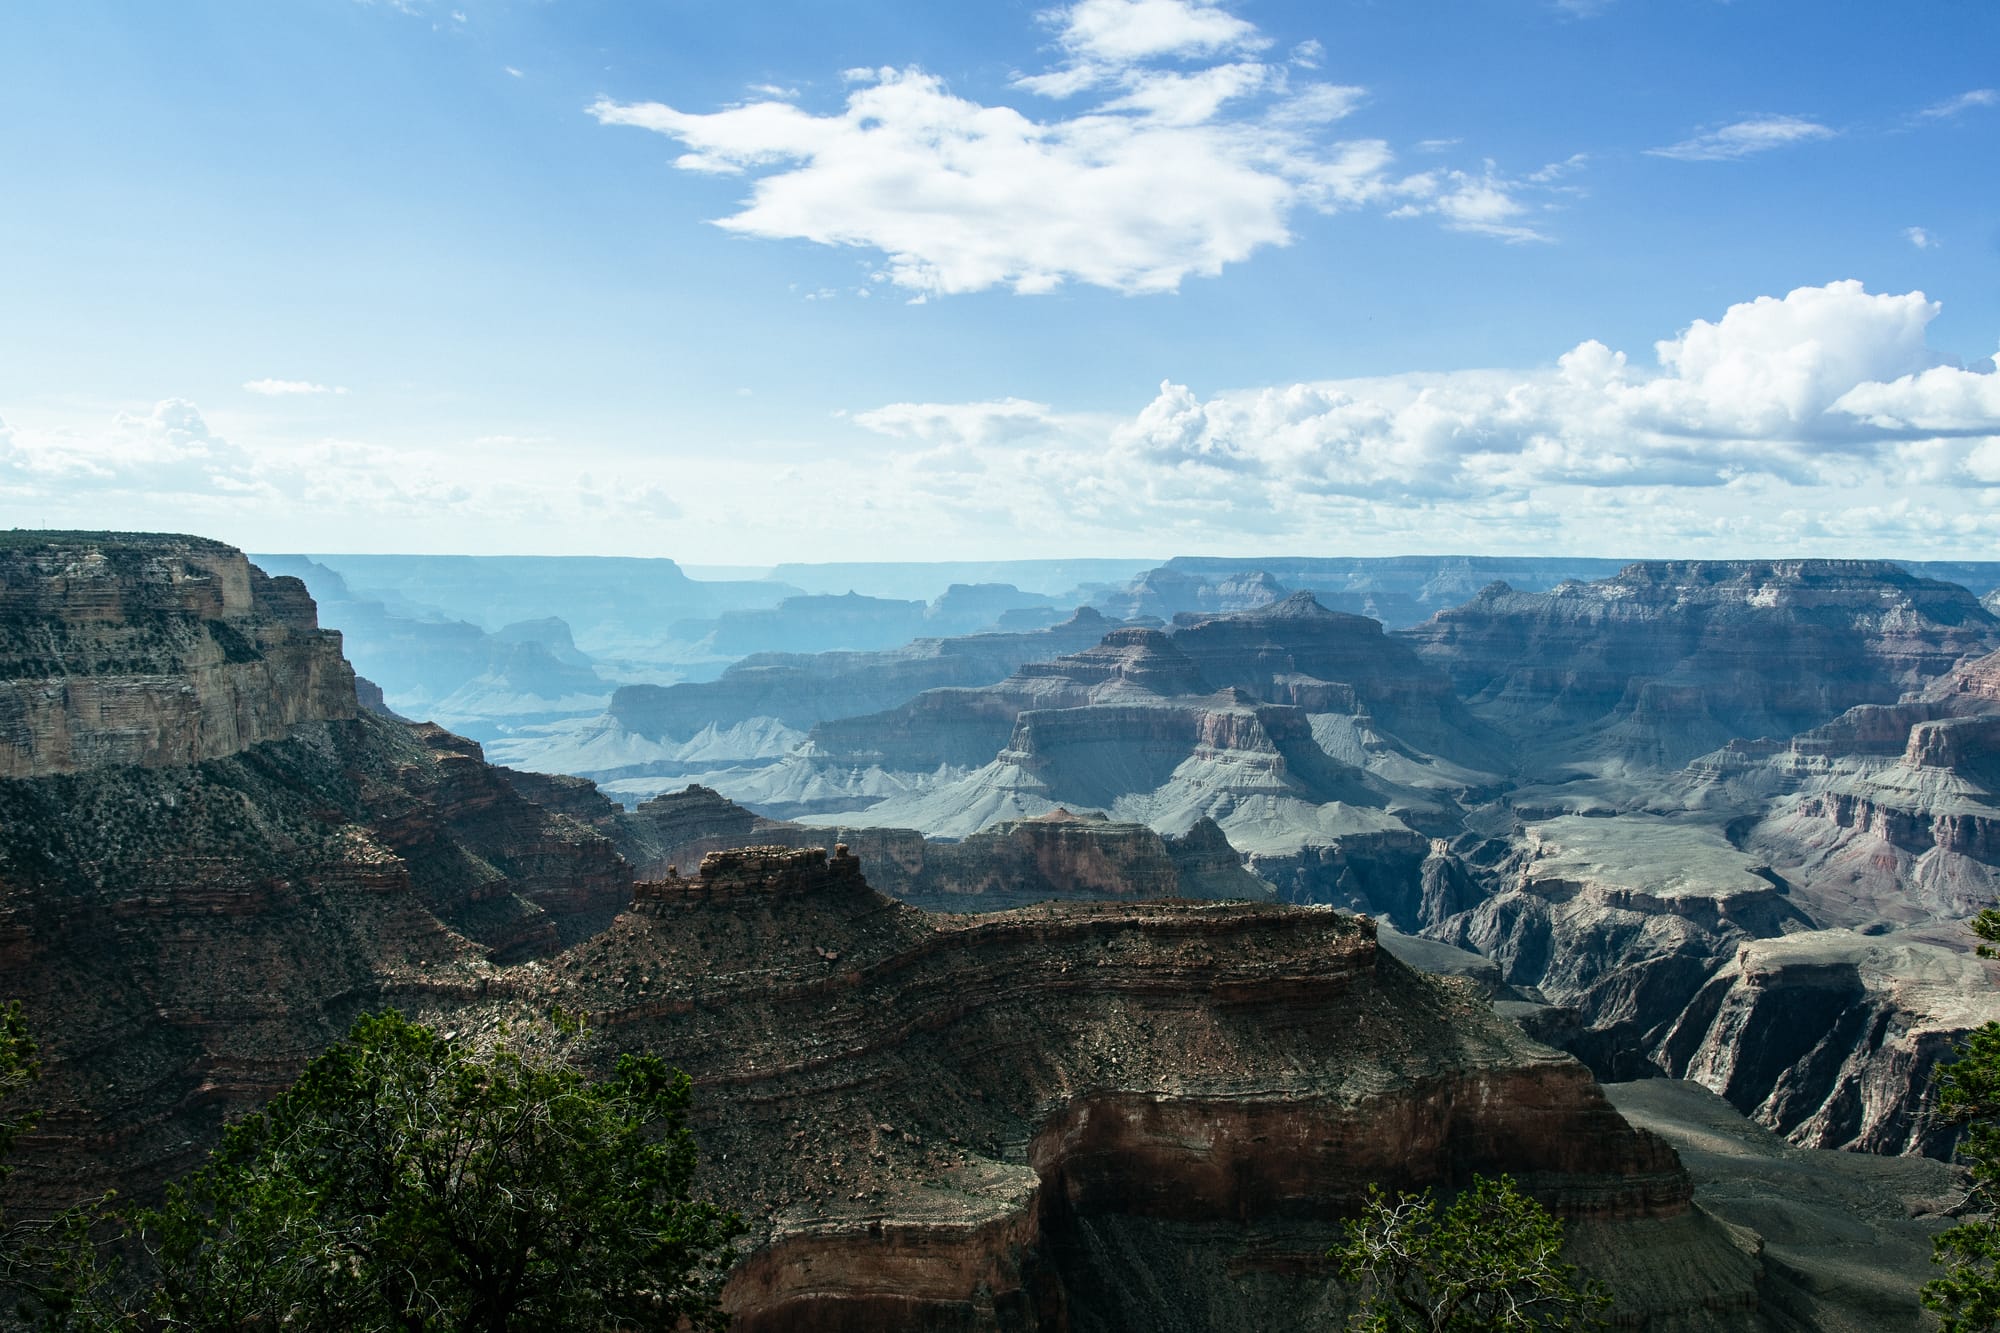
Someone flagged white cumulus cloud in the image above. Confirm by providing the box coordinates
[591,3,1566,296]
[1046,0,1267,67]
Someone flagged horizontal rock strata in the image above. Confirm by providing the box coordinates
[525,848,1727,1331]
[0,533,356,776]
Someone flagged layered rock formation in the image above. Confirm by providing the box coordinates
[0,534,647,1201]
[774,598,1496,863]
[546,561,2000,1169]
[0,535,1938,1328]
[1431,817,1814,1080]
[1657,932,2000,1155]
[499,609,1133,803]
[550,847,1755,1331]
[1402,560,2000,772]
[1567,646,2000,1150]
[606,608,1127,745]
[0,705,634,1204]
[1170,592,1505,772]
[606,783,1271,913]
[1427,804,2000,1156]
[673,582,1066,660]
[1696,646,2000,927]
[0,533,356,777]
[1091,556,1633,628]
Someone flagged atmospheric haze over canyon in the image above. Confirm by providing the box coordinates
[1,531,1998,1329]
[5,0,2000,1328]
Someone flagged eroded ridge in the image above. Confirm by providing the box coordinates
[507,847,1728,1330]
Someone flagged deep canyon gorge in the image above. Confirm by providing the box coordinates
[5,532,2000,1329]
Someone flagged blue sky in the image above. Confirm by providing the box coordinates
[1,0,1996,561]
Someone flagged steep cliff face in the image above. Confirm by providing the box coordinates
[892,809,1275,912]
[0,537,640,1203]
[0,533,356,776]
[1402,560,2000,771]
[495,608,1135,805]
[828,690,1449,856]
[1656,933,2000,1156]
[0,538,1863,1327]
[1172,591,1503,770]
[0,708,637,1205]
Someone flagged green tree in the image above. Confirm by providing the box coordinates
[1332,1173,1610,1332]
[129,1010,743,1332]
[1922,909,2000,1331]
[0,1002,37,1175]
[0,1000,42,1283]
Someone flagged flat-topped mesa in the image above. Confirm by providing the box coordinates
[1611,557,1958,594]
[631,843,867,912]
[0,532,357,777]
[1172,592,1465,711]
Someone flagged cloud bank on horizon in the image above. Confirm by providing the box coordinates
[845,280,2000,536]
[7,280,1999,559]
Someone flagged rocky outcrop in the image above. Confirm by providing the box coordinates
[1249,831,1478,931]
[1172,592,1503,770]
[1402,560,2000,772]
[352,674,404,719]
[769,597,1489,857]
[891,809,1274,912]
[1431,817,1812,1081]
[1656,933,2000,1155]
[0,534,357,776]
[537,848,1753,1331]
[0,537,1873,1327]
[495,610,1136,801]
[830,689,1447,853]
[0,704,637,1206]
[608,785,1271,913]
[1702,646,2000,930]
